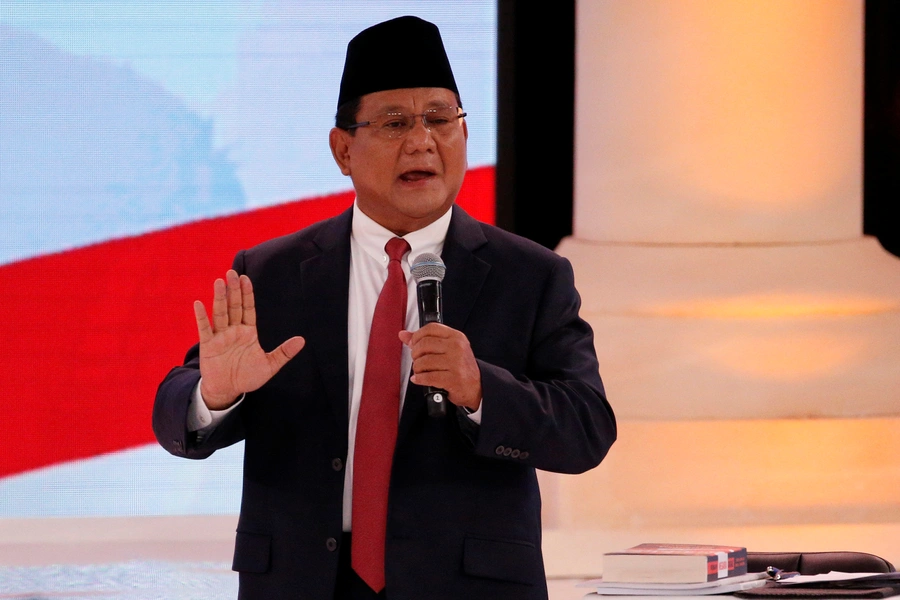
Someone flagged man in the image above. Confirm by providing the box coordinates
[153,15,616,600]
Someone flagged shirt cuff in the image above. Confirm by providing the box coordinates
[187,378,244,433]
[462,399,483,425]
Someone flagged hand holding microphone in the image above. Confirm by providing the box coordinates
[410,253,449,417]
[403,253,483,418]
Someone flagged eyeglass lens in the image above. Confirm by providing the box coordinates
[373,107,464,138]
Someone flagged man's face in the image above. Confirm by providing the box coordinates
[329,87,468,236]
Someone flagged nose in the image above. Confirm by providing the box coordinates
[403,116,436,151]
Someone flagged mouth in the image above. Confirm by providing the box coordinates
[399,169,437,183]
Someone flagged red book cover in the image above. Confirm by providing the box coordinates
[603,543,748,583]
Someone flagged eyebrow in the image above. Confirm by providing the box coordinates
[371,101,454,114]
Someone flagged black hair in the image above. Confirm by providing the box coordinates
[334,97,362,131]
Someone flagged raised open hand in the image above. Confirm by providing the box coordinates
[194,270,305,410]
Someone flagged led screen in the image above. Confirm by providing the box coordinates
[1,0,497,517]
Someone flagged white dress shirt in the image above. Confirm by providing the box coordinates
[188,201,481,532]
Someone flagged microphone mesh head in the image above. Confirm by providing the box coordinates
[411,253,446,282]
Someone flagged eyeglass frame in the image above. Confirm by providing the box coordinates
[344,106,467,139]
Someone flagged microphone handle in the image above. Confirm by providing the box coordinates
[416,279,447,418]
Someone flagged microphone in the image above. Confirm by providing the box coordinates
[410,252,448,418]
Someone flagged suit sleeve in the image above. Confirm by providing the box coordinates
[470,256,616,474]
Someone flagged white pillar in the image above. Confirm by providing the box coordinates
[541,0,900,571]
[575,0,863,244]
[558,0,900,420]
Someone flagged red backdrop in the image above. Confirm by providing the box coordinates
[2,166,494,478]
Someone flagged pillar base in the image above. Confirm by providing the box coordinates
[557,235,900,419]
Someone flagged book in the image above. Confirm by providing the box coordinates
[578,571,769,596]
[601,543,749,584]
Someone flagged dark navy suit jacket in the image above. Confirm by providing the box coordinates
[153,205,616,600]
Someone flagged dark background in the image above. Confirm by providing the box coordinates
[496,0,900,258]
[864,0,900,258]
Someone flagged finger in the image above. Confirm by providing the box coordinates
[240,275,256,326]
[411,353,451,375]
[226,269,242,326]
[266,336,306,372]
[211,277,228,332]
[407,322,454,344]
[407,336,451,360]
[410,370,450,389]
[194,300,214,344]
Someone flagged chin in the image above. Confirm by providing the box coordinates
[394,191,450,214]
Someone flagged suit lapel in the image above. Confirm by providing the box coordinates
[300,208,353,432]
[440,205,491,332]
[398,205,490,439]
[297,206,491,442]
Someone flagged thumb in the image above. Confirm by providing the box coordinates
[398,330,413,346]
[267,336,306,371]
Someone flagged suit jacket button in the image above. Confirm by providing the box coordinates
[495,445,505,455]
[326,537,338,552]
[520,451,529,459]
[511,449,521,458]
[331,458,343,471]
[503,447,513,457]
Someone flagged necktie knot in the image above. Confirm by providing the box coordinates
[385,237,410,263]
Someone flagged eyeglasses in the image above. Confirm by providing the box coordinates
[346,106,466,139]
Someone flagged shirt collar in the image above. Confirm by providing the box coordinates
[351,201,452,266]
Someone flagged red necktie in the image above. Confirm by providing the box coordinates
[352,236,410,592]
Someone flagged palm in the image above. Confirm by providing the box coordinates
[199,323,273,398]
[194,270,304,409]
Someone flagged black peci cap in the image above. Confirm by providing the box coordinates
[337,16,459,109]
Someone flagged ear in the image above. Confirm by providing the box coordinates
[329,127,352,176]
[462,117,468,141]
